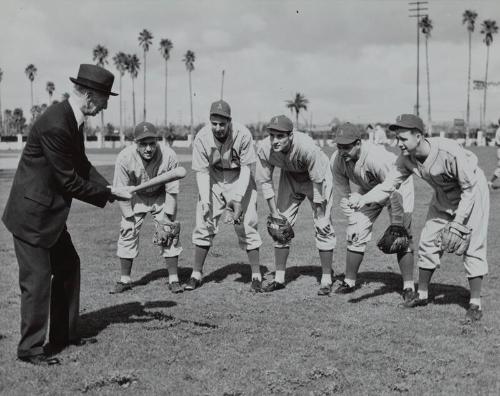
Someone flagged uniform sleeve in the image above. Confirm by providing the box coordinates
[305,146,328,184]
[162,149,180,213]
[362,155,412,204]
[113,152,134,218]
[330,152,351,198]
[163,149,180,195]
[238,128,257,166]
[450,150,479,223]
[255,142,275,200]
[192,134,210,173]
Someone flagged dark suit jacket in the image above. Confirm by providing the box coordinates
[2,100,112,248]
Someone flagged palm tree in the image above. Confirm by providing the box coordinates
[286,93,309,128]
[183,50,196,142]
[25,64,37,111]
[125,54,140,126]
[419,16,433,133]
[46,81,55,104]
[113,51,128,134]
[138,29,153,121]
[0,67,3,132]
[480,19,498,126]
[159,38,173,127]
[92,44,109,132]
[463,10,478,131]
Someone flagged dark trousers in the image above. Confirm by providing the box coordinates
[13,229,80,358]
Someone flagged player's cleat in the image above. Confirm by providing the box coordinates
[334,281,356,294]
[465,304,483,322]
[263,281,286,292]
[317,284,332,296]
[19,354,61,366]
[110,281,132,294]
[402,293,428,308]
[169,281,184,294]
[250,278,262,293]
[184,277,202,291]
[402,288,418,304]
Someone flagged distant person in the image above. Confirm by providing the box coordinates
[349,114,489,323]
[373,123,388,145]
[186,100,263,292]
[111,122,183,294]
[2,64,132,365]
[488,118,500,189]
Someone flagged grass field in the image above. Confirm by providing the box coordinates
[0,146,499,395]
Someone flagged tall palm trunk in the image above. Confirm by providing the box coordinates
[119,74,123,134]
[143,51,147,122]
[164,62,168,126]
[132,78,136,127]
[295,112,299,128]
[425,35,431,132]
[189,70,194,142]
[482,45,490,127]
[466,30,472,133]
[30,82,34,111]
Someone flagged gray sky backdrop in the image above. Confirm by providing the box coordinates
[1,0,500,128]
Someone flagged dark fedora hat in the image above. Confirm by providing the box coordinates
[69,64,118,96]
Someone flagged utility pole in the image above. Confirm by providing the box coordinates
[220,70,225,100]
[409,1,428,117]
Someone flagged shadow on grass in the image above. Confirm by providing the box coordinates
[78,300,178,338]
[132,267,192,287]
[203,263,270,284]
[347,271,470,309]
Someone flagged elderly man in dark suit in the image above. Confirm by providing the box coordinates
[2,64,132,366]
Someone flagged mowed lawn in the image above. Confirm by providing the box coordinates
[0,145,499,395]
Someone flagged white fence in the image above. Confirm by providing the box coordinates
[0,132,192,150]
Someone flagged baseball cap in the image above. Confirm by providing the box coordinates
[335,123,362,144]
[210,100,231,119]
[134,122,158,141]
[389,114,425,133]
[267,115,293,133]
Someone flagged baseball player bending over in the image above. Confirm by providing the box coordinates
[256,115,336,294]
[187,100,263,292]
[330,123,415,302]
[349,114,489,322]
[112,122,183,294]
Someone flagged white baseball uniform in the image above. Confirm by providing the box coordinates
[362,137,489,277]
[191,122,262,250]
[255,131,336,250]
[330,141,414,252]
[114,143,182,259]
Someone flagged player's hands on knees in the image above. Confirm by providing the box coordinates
[223,200,243,225]
[109,186,134,201]
[315,215,332,236]
[347,192,365,210]
[200,202,211,221]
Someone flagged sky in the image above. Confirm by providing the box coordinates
[1,0,500,128]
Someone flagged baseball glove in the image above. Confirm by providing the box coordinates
[153,219,181,248]
[376,224,410,254]
[267,214,294,244]
[434,221,471,255]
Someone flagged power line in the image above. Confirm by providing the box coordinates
[408,1,428,116]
